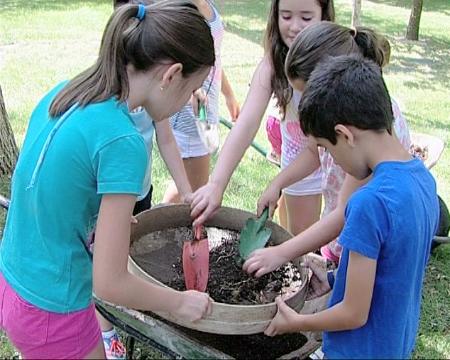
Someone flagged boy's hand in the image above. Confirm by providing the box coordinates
[175,290,213,322]
[303,253,331,300]
[243,246,289,278]
[190,182,223,227]
[226,95,240,122]
[264,296,300,336]
[257,182,281,218]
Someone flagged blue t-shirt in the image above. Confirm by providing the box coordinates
[323,159,439,359]
[0,83,148,313]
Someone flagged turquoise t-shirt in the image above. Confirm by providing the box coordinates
[0,83,148,313]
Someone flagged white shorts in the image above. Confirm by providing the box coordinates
[281,152,322,196]
[172,128,209,159]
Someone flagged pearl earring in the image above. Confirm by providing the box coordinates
[160,86,164,91]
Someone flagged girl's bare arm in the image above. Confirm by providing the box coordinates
[191,57,273,224]
[93,194,211,322]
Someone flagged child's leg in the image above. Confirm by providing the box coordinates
[97,310,114,331]
[277,194,288,229]
[163,154,210,203]
[284,193,322,235]
[85,338,107,359]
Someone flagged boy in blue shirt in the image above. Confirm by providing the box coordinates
[262,55,439,358]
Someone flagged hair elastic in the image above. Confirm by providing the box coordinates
[136,3,146,21]
[350,26,358,38]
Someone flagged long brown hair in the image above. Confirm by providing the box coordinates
[264,0,335,118]
[50,1,215,117]
[285,21,388,83]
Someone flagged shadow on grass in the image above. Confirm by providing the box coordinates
[385,38,450,93]
[353,10,450,94]
[0,0,104,11]
[369,0,450,15]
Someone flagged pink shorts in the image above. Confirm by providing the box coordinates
[0,272,102,359]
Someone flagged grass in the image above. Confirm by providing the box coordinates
[0,0,449,358]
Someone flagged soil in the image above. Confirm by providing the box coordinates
[195,331,308,359]
[133,226,310,357]
[143,311,309,359]
[410,143,429,161]
[130,226,303,305]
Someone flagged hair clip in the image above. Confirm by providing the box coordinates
[136,3,146,21]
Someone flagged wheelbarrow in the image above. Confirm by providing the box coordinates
[95,204,330,359]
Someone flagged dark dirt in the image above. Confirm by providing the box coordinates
[410,143,429,161]
[167,227,302,305]
[142,311,309,359]
[133,226,309,357]
[196,331,308,359]
[130,226,303,305]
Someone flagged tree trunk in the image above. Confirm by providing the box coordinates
[406,0,423,40]
[0,85,19,176]
[351,0,362,27]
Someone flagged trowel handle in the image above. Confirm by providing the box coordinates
[198,104,207,123]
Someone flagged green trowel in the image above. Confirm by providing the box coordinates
[238,208,272,263]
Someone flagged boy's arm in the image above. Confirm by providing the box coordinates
[265,251,376,335]
[154,120,192,200]
[221,70,240,121]
[276,174,369,258]
[244,174,368,277]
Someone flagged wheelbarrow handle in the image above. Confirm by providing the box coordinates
[433,236,450,244]
[0,195,10,210]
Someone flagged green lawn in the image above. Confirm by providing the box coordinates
[0,0,449,358]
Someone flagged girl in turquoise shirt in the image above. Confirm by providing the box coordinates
[0,3,214,358]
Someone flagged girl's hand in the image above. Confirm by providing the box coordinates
[190,182,223,227]
[174,290,213,322]
[226,95,240,122]
[191,88,207,116]
[243,246,289,278]
[180,191,194,205]
[257,182,281,218]
[264,297,301,336]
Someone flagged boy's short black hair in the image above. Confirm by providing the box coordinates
[299,54,394,145]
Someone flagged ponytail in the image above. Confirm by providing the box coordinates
[353,27,389,67]
[286,22,389,85]
[50,1,214,117]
